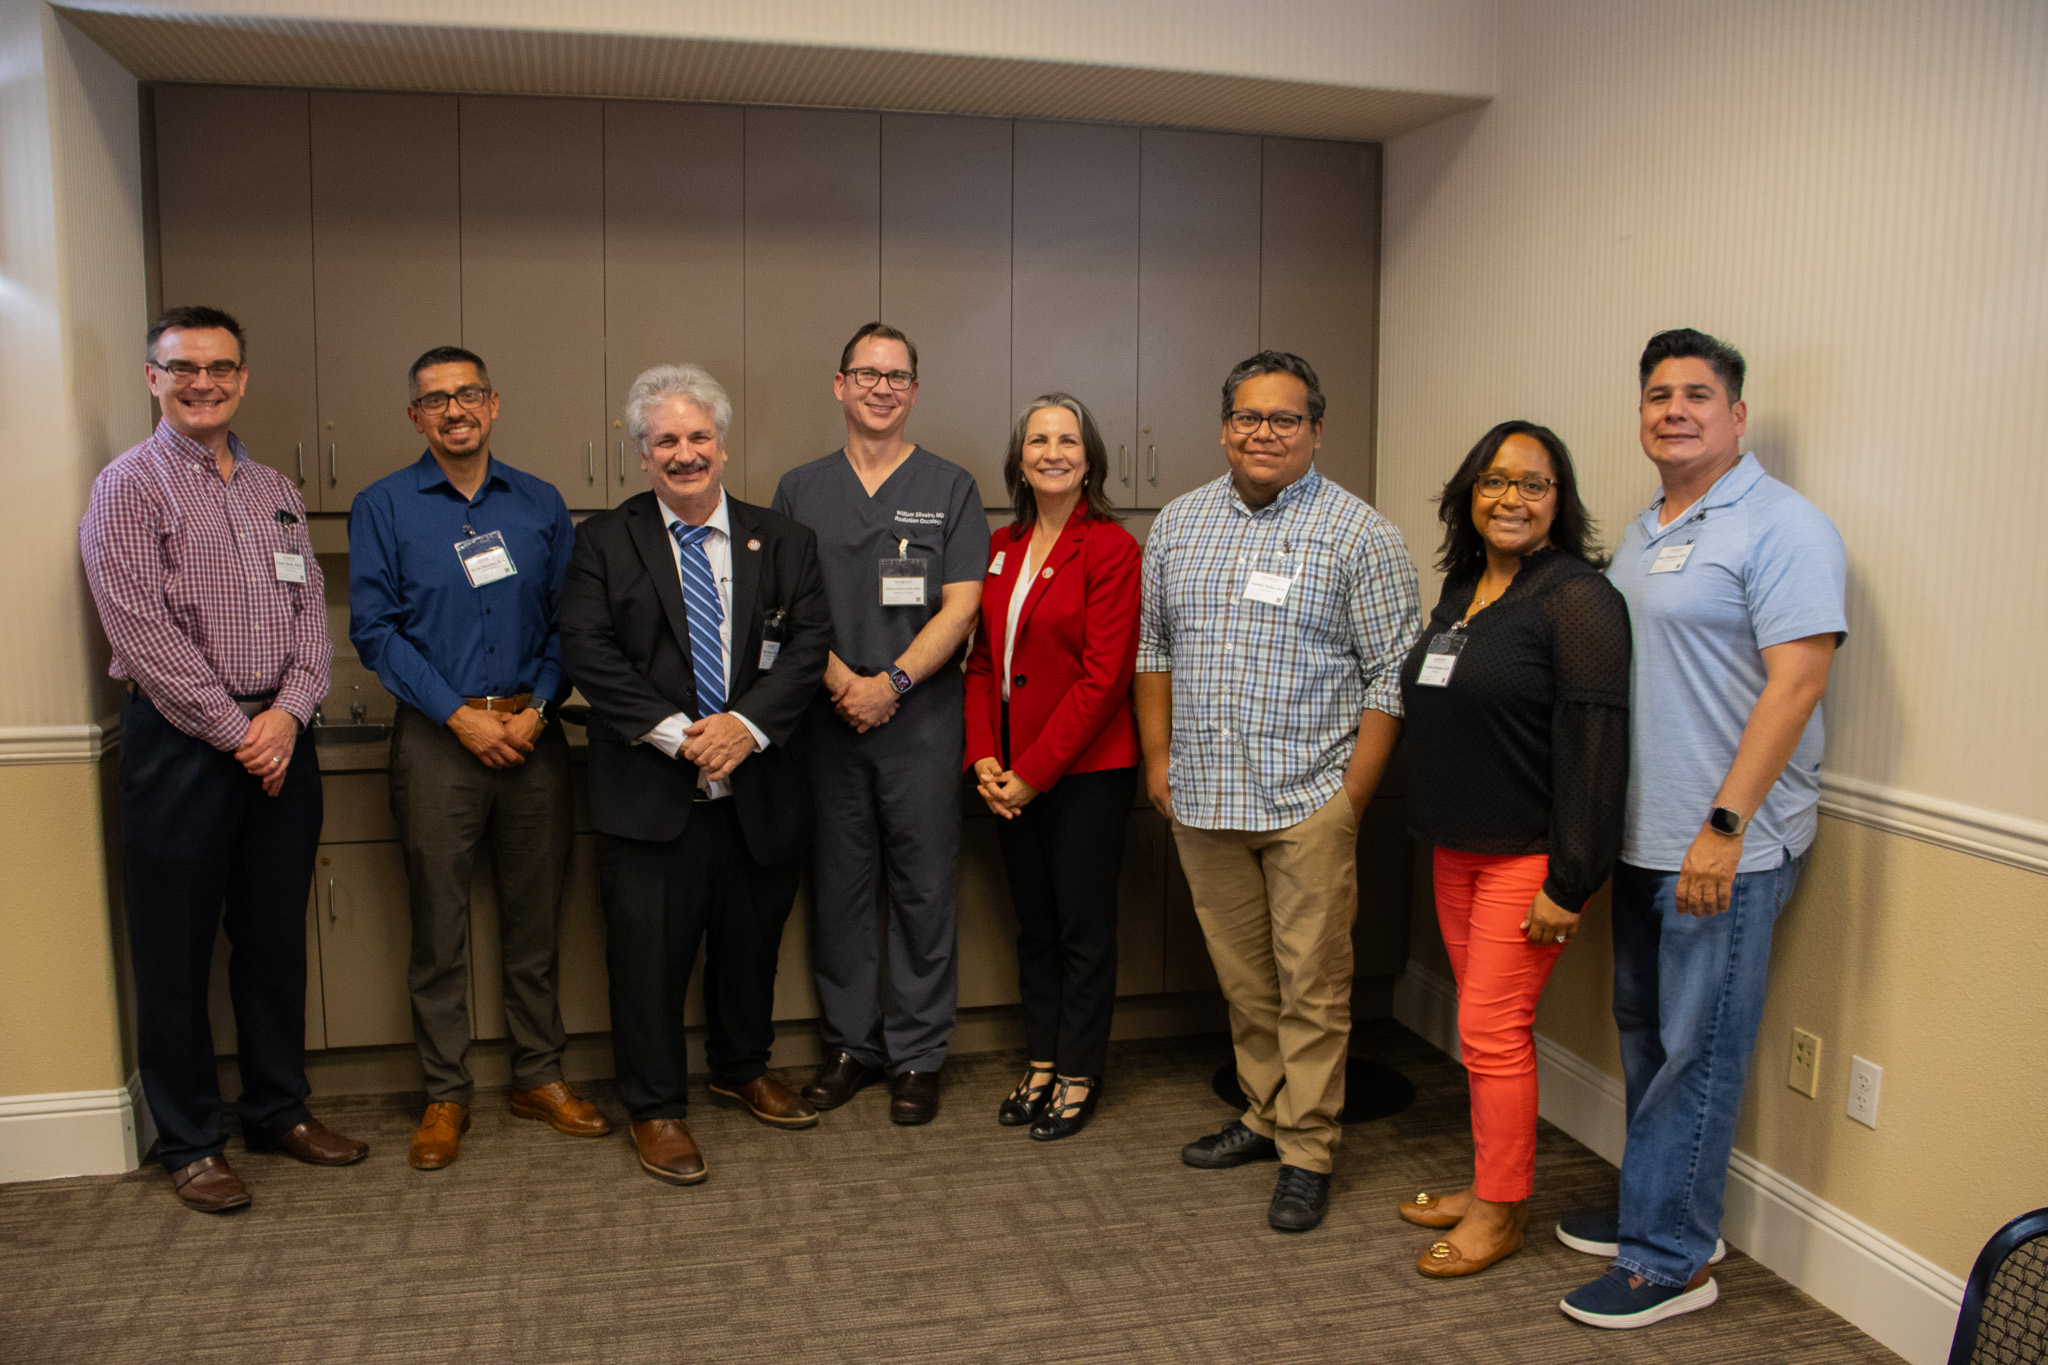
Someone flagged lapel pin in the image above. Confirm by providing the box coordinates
[747,538,761,551]
[1041,567,1054,579]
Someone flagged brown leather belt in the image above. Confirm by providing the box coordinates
[232,692,277,718]
[463,693,532,714]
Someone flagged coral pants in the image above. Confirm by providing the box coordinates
[1433,848,1565,1202]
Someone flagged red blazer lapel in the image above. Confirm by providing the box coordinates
[1014,517,1089,639]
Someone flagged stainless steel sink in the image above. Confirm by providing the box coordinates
[310,723,391,746]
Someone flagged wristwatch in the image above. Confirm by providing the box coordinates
[530,698,552,725]
[886,666,914,696]
[1708,806,1748,837]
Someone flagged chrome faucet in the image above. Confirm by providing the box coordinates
[348,685,366,726]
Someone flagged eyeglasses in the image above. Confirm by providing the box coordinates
[843,367,916,391]
[1227,409,1308,437]
[412,385,492,414]
[150,360,243,383]
[1476,473,1556,500]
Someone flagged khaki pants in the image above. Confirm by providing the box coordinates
[1172,789,1359,1173]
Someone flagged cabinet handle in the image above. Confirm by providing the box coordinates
[1119,444,1129,484]
[618,441,627,483]
[295,442,305,486]
[327,876,337,927]
[587,442,594,483]
[1147,444,1157,483]
[328,443,338,488]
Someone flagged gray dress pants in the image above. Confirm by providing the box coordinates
[388,704,572,1104]
[804,688,962,1075]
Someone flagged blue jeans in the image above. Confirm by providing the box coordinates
[1610,851,1807,1286]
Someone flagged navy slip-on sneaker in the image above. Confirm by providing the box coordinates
[1560,1266,1718,1329]
[1554,1210,1725,1263]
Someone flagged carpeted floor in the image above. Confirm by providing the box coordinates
[0,1022,1900,1363]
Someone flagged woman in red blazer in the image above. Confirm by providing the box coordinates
[965,393,1142,1142]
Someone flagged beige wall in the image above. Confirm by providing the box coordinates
[0,7,148,1100]
[1381,0,2048,1280]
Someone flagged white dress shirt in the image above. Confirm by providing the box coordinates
[637,491,768,797]
[1000,540,1039,704]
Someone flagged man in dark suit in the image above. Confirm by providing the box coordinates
[560,363,831,1185]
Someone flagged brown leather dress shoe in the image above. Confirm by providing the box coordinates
[630,1118,707,1185]
[803,1051,884,1110]
[253,1115,369,1166]
[709,1073,819,1129]
[510,1080,612,1136]
[409,1102,471,1170]
[889,1070,941,1125]
[170,1155,251,1213]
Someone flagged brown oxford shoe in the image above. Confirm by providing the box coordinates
[709,1073,819,1129]
[630,1118,707,1185]
[408,1102,471,1170]
[510,1080,612,1137]
[802,1051,884,1111]
[890,1070,941,1126]
[252,1115,369,1166]
[170,1155,251,1213]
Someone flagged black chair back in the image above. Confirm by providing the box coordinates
[1950,1207,2048,1364]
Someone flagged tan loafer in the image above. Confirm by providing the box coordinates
[1398,1189,1466,1229]
[409,1102,470,1170]
[630,1118,707,1185]
[510,1080,612,1137]
[170,1154,251,1213]
[1418,1202,1529,1278]
[709,1074,819,1129]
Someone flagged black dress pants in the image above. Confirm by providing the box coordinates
[994,765,1137,1077]
[596,798,800,1120]
[119,691,321,1171]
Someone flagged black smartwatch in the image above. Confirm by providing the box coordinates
[1708,806,1748,837]
[886,667,914,696]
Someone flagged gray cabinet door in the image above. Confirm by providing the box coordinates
[310,92,461,507]
[312,841,415,1049]
[460,97,608,509]
[881,114,1013,509]
[1138,129,1262,510]
[742,107,881,504]
[153,86,320,501]
[1012,122,1140,506]
[1259,138,1382,501]
[603,101,747,504]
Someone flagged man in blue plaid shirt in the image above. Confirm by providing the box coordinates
[1135,351,1420,1233]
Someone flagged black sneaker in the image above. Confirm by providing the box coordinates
[1267,1164,1331,1232]
[1556,1209,1725,1264]
[1180,1119,1279,1169]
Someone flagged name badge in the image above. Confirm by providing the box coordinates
[758,607,786,669]
[988,551,1006,577]
[1414,632,1468,688]
[758,640,782,670]
[1242,571,1293,606]
[1650,542,1696,574]
[456,530,518,588]
[272,552,307,584]
[880,538,929,606]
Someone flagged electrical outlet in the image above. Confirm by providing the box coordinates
[1847,1055,1882,1129]
[1788,1028,1822,1098]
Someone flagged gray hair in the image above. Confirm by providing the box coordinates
[624,363,732,446]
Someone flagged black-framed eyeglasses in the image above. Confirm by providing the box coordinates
[842,367,916,391]
[150,360,242,383]
[1476,473,1556,500]
[412,385,492,414]
[1227,409,1308,437]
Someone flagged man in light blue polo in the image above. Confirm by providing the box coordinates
[1558,329,1845,1329]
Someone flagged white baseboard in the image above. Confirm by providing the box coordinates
[0,1073,150,1182]
[1392,965,1963,1365]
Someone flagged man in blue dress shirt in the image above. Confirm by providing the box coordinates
[350,346,611,1169]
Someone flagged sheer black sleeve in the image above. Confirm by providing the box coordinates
[1541,571,1632,910]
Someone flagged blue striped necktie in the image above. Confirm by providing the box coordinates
[669,521,725,715]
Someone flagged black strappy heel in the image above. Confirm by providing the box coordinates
[1029,1076,1101,1141]
[998,1062,1057,1126]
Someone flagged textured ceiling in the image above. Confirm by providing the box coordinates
[55,7,1485,140]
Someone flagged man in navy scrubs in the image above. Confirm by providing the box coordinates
[772,323,983,1125]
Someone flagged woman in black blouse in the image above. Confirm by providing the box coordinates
[1395,421,1630,1279]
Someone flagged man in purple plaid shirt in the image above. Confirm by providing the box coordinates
[80,306,368,1213]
